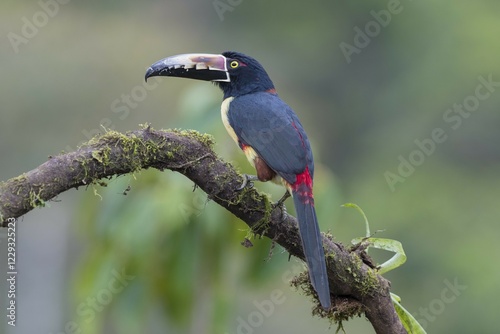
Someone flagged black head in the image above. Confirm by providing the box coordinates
[145,51,275,99]
[216,51,275,98]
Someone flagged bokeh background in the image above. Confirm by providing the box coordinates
[1,0,499,333]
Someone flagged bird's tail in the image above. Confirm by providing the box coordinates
[292,189,331,309]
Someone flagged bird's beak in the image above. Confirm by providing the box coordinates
[145,53,229,82]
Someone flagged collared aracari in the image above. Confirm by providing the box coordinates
[145,52,331,309]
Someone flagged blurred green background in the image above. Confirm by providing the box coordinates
[1,0,499,333]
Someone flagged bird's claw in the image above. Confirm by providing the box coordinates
[237,174,259,190]
[273,190,291,207]
[272,191,291,222]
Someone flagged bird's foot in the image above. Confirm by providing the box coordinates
[272,191,291,221]
[274,190,291,207]
[237,174,259,190]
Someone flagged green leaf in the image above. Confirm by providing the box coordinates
[391,293,427,334]
[341,202,370,237]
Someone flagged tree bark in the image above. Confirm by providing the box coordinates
[0,127,407,334]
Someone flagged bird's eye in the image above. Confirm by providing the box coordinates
[230,60,239,68]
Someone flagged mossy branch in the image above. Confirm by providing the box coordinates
[0,127,406,334]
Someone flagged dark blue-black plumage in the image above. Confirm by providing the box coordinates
[226,92,313,184]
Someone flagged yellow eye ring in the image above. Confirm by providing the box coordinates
[230,60,239,68]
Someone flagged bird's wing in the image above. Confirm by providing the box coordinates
[227,92,313,184]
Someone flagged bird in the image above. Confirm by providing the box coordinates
[145,51,331,309]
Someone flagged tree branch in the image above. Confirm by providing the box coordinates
[0,127,406,334]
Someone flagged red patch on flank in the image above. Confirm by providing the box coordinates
[293,166,313,189]
[292,166,314,205]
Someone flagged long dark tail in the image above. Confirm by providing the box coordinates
[292,191,331,308]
